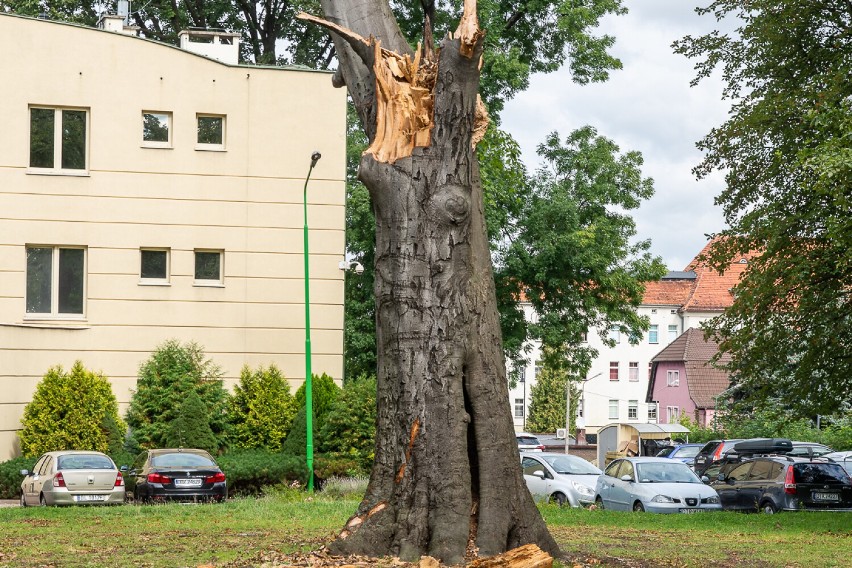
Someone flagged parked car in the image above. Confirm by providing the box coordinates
[520,452,602,507]
[594,457,722,513]
[825,451,852,476]
[655,443,703,467]
[516,433,545,452]
[20,450,125,506]
[709,455,852,513]
[123,448,227,503]
[693,439,743,476]
[698,438,792,483]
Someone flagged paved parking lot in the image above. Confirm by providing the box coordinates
[0,500,18,508]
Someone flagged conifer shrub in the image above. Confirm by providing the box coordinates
[18,361,126,457]
[215,449,307,495]
[229,364,296,451]
[125,340,229,454]
[282,373,341,457]
[165,390,219,453]
[0,456,37,499]
[319,375,376,475]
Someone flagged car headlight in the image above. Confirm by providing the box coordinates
[703,495,720,504]
[572,482,595,497]
[651,494,675,503]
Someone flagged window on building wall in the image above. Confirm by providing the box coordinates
[518,367,526,383]
[609,361,619,381]
[629,362,639,381]
[578,398,584,418]
[648,324,659,344]
[648,404,658,421]
[140,249,170,283]
[26,246,86,316]
[534,364,542,379]
[666,370,680,387]
[609,326,621,344]
[666,406,680,423]
[628,400,638,419]
[142,112,172,147]
[29,107,88,171]
[514,398,524,418]
[194,250,223,285]
[609,399,619,420]
[668,324,678,342]
[197,114,225,149]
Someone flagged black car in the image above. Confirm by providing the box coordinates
[124,448,227,503]
[693,439,743,476]
[709,455,852,513]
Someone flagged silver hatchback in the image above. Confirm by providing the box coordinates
[20,450,125,506]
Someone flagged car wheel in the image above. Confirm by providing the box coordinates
[633,501,645,512]
[20,493,26,508]
[760,501,777,514]
[595,496,604,510]
[549,492,567,507]
[39,493,47,507]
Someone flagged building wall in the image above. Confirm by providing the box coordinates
[0,14,347,459]
[650,361,693,423]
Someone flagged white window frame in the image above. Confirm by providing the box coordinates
[28,106,89,175]
[609,326,621,344]
[142,111,173,148]
[628,362,639,382]
[193,249,224,286]
[139,248,171,285]
[668,324,678,342]
[608,399,619,420]
[648,403,658,421]
[609,361,619,381]
[25,245,87,319]
[666,406,680,423]
[648,324,659,344]
[196,113,226,151]
[628,400,638,420]
[514,398,524,418]
[666,370,680,387]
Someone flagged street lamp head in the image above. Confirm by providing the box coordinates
[310,151,322,168]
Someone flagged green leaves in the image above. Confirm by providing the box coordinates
[498,126,665,378]
[677,1,852,416]
[19,361,125,457]
[229,365,297,451]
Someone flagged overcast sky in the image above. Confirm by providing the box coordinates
[502,0,733,271]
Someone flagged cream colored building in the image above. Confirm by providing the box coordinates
[0,13,347,460]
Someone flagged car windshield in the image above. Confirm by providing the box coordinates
[152,453,216,468]
[793,463,851,484]
[517,437,540,446]
[636,462,700,484]
[57,454,114,470]
[655,447,675,457]
[675,446,701,458]
[543,455,601,475]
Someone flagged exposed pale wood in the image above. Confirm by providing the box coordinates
[454,0,484,58]
[468,544,553,568]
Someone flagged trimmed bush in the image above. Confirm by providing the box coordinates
[319,375,376,475]
[282,373,341,456]
[216,449,308,496]
[125,340,229,454]
[0,456,37,499]
[229,365,296,451]
[165,390,219,453]
[18,361,126,457]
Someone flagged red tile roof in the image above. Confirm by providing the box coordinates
[643,279,695,306]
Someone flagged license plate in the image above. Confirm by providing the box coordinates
[174,478,203,487]
[679,508,703,514]
[813,492,839,501]
[75,494,106,502]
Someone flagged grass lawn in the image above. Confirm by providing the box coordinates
[1,494,850,567]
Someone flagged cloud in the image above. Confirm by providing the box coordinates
[501,0,733,269]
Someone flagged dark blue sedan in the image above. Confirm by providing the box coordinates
[656,443,703,467]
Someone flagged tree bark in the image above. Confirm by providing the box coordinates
[305,0,560,563]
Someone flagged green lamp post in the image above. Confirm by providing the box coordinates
[303,150,321,491]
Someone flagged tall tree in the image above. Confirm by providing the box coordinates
[299,0,564,561]
[675,1,852,416]
[501,127,666,379]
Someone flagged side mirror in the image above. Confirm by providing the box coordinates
[620,474,633,482]
[701,475,710,483]
[532,470,546,479]
[120,465,128,471]
[20,469,29,476]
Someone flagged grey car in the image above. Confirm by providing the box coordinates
[521,452,601,507]
[595,457,722,513]
[20,451,125,506]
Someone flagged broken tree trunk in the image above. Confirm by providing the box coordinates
[301,0,560,563]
